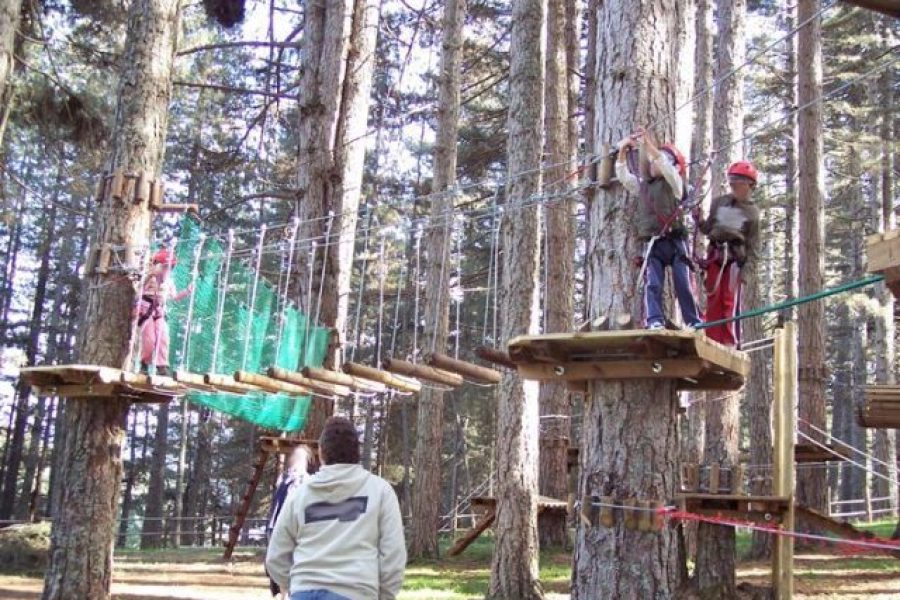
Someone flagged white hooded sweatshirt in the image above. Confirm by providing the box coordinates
[265,463,407,600]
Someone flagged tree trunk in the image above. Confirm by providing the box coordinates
[874,54,898,521]
[141,403,170,548]
[0,183,24,345]
[408,0,465,562]
[294,0,381,440]
[487,1,544,598]
[683,0,712,564]
[782,5,799,319]
[1,173,60,520]
[796,0,828,515]
[696,0,745,594]
[28,398,54,520]
[834,146,867,511]
[748,219,773,559]
[573,2,685,598]
[15,395,46,519]
[183,408,212,546]
[117,412,138,548]
[41,1,180,597]
[538,0,575,550]
[0,0,22,136]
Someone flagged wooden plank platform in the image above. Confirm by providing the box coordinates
[19,364,186,403]
[471,495,569,512]
[867,230,900,298]
[678,493,791,525]
[447,495,568,557]
[507,330,750,391]
[859,385,900,428]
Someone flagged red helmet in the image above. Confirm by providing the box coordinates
[727,160,758,184]
[152,248,177,266]
[660,144,686,177]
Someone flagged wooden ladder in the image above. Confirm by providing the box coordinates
[223,449,269,559]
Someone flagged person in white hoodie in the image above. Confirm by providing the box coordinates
[265,417,407,600]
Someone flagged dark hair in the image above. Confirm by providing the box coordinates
[318,417,360,465]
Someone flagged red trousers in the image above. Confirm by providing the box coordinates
[705,259,742,347]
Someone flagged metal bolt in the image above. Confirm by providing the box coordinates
[554,365,566,376]
[652,362,663,374]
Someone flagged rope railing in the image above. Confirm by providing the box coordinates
[698,274,884,331]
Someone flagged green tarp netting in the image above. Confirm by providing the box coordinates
[165,218,330,432]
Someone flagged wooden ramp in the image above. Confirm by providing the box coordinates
[446,495,568,557]
[19,364,187,403]
[795,504,900,558]
[868,230,900,298]
[507,330,750,391]
[859,385,900,428]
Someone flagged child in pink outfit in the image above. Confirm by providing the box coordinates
[139,248,191,376]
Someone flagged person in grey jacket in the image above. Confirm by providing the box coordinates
[266,417,407,600]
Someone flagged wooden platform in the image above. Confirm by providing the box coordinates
[19,364,187,403]
[507,330,750,391]
[859,385,900,428]
[868,230,900,298]
[678,493,791,525]
[447,495,568,557]
[257,436,318,454]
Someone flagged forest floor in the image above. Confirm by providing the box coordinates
[0,523,898,599]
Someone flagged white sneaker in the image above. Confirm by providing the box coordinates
[647,322,665,330]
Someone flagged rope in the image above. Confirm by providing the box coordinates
[130,243,153,373]
[797,430,900,488]
[349,206,374,362]
[798,417,898,474]
[314,212,335,327]
[454,223,462,360]
[698,275,884,330]
[275,219,300,363]
[211,230,235,373]
[389,263,406,357]
[482,189,499,343]
[412,227,422,363]
[375,237,387,367]
[242,224,267,371]
[304,241,316,355]
[179,233,205,370]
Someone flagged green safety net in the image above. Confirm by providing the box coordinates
[165,217,330,432]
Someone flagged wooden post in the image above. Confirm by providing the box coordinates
[772,322,796,600]
[424,352,502,384]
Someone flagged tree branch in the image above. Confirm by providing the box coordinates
[177,40,301,57]
[172,80,299,100]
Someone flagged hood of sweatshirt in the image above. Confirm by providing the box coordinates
[305,463,370,502]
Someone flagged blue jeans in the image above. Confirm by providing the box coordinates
[643,235,702,327]
[291,591,353,600]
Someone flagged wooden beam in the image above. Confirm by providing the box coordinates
[424,352,502,384]
[204,373,262,394]
[474,346,517,369]
[342,362,421,393]
[174,370,218,392]
[235,371,313,395]
[381,357,463,388]
[266,367,351,397]
[515,359,708,382]
[447,509,496,557]
[772,323,796,600]
[301,366,386,394]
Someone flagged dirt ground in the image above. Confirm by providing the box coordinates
[1,548,898,599]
